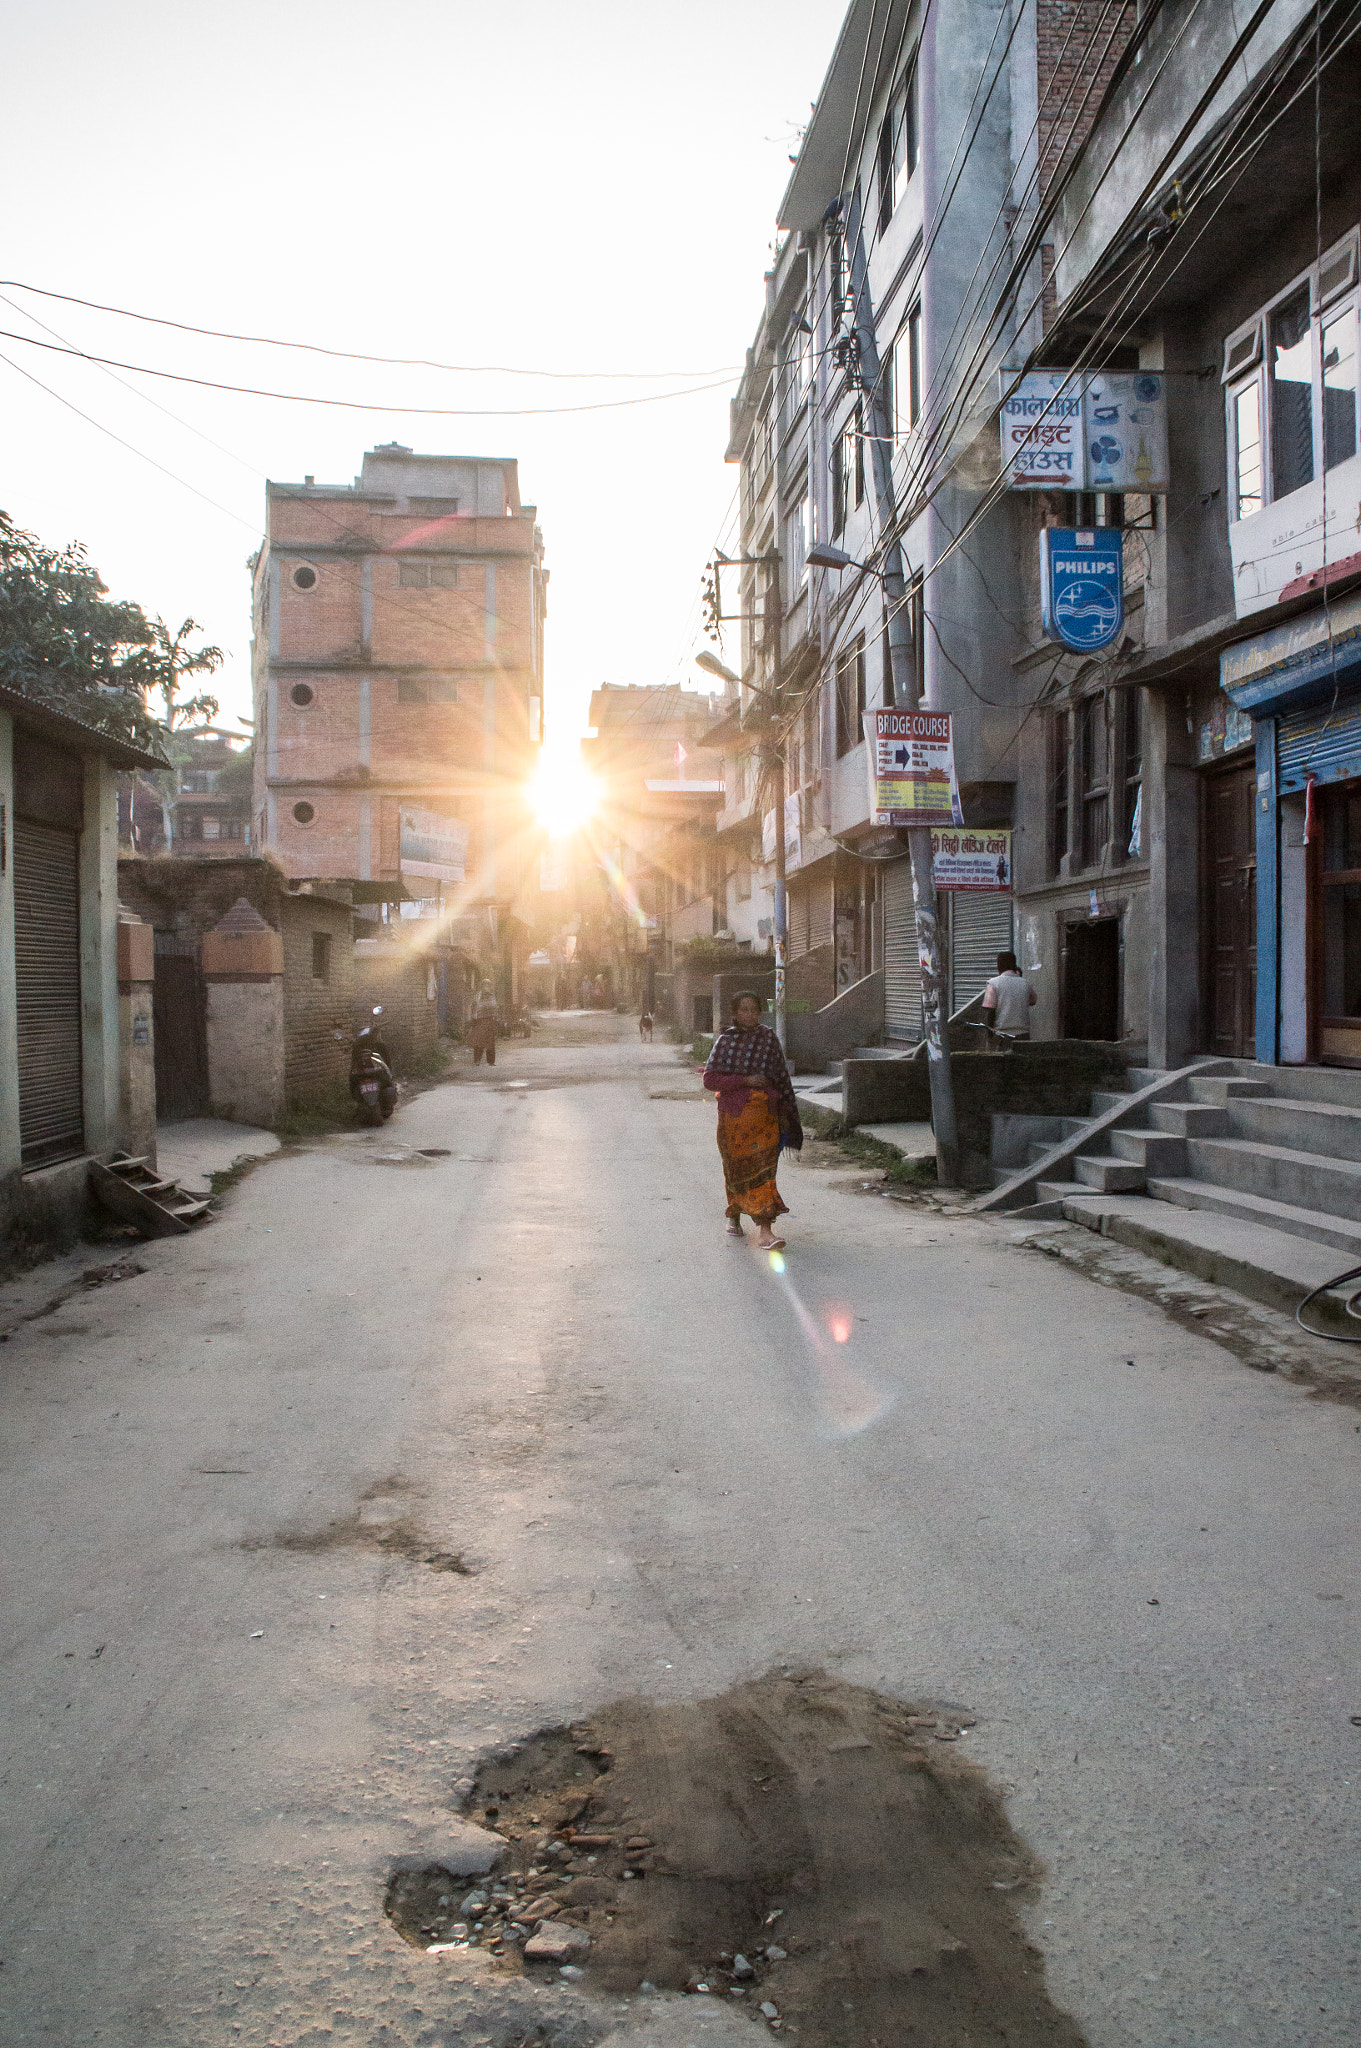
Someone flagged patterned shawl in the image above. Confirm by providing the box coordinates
[703,1023,803,1150]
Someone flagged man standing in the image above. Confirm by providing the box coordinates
[982,950,1035,1044]
[468,983,499,1066]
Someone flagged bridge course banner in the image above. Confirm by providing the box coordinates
[863,709,964,825]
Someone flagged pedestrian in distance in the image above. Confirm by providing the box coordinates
[639,1011,654,1042]
[468,982,499,1066]
[702,991,803,1249]
[982,950,1036,1045]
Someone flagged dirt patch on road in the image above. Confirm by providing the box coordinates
[388,1670,1085,2047]
[243,1476,477,1573]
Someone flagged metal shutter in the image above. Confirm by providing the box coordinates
[14,819,84,1166]
[1278,691,1361,791]
[808,874,833,952]
[787,887,810,957]
[950,893,1015,1014]
[883,858,922,1041]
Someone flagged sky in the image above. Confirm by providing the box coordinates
[1,0,845,766]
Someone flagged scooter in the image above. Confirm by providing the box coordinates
[351,1006,398,1126]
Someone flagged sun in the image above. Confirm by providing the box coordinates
[529,749,599,838]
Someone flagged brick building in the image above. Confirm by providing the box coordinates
[250,443,546,1004]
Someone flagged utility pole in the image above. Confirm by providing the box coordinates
[766,554,788,1051]
[842,186,961,1184]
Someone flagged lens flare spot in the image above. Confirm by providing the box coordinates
[830,1315,852,1345]
[768,1250,786,1275]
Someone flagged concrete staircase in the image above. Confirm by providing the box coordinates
[981,1060,1361,1320]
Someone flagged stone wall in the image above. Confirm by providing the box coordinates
[353,943,440,1069]
[280,897,355,1103]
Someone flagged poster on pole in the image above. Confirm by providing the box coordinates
[399,806,468,882]
[863,708,963,825]
[931,828,1011,889]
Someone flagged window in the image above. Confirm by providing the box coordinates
[1120,688,1142,856]
[1226,234,1361,519]
[784,320,813,423]
[894,305,922,437]
[876,62,918,234]
[290,683,314,707]
[293,801,315,825]
[291,564,317,591]
[736,850,752,901]
[832,408,865,533]
[1080,693,1110,868]
[202,817,221,840]
[397,559,460,588]
[398,677,428,703]
[312,932,331,982]
[1051,710,1070,871]
[835,633,866,757]
[786,494,810,590]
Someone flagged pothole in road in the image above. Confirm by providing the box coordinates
[386,1670,1085,2047]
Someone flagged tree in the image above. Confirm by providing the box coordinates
[0,510,222,758]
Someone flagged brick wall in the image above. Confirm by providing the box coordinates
[353,944,440,1070]
[280,898,355,1103]
[1036,0,1138,203]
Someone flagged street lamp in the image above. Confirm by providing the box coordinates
[694,650,740,686]
[806,542,860,572]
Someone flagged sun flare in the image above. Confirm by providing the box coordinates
[529,750,600,838]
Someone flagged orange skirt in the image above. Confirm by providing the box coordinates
[716,1089,788,1223]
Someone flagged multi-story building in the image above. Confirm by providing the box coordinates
[581,683,727,1009]
[249,443,546,996]
[122,730,253,857]
[716,0,1139,1056]
[1009,0,1361,1071]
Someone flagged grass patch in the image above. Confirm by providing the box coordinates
[796,1107,939,1187]
[275,1081,358,1142]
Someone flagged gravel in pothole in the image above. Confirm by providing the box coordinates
[384,1669,1086,2047]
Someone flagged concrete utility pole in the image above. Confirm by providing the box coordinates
[842,186,960,1185]
[766,554,788,1051]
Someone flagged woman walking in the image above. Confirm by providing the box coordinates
[702,991,803,1248]
[468,983,499,1066]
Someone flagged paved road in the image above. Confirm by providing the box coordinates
[2,1014,1358,2048]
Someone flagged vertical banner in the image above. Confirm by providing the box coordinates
[863,709,964,825]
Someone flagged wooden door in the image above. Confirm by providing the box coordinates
[152,937,210,1122]
[1204,763,1257,1058]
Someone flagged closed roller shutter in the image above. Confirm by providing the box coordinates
[883,858,922,1041]
[950,893,1014,1015]
[787,887,810,957]
[14,818,84,1166]
[808,874,833,952]
[1277,691,1361,791]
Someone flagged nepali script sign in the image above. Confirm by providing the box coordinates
[1002,369,1169,491]
[863,709,963,826]
[931,828,1011,890]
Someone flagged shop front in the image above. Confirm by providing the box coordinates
[1220,588,1361,1064]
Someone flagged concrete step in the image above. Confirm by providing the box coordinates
[1226,1094,1361,1165]
[1183,1134,1361,1221]
[1187,1075,1273,1104]
[1146,1174,1361,1257]
[1126,1067,1171,1089]
[1074,1154,1146,1193]
[1089,1089,1135,1115]
[851,1045,902,1060]
[1052,1190,1361,1322]
[1150,1102,1227,1137]
[1211,1060,1361,1109]
[1060,1115,1092,1138]
[1034,1178,1093,1204]
[1110,1128,1187,1172]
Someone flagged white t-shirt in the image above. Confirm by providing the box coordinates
[984,971,1032,1034]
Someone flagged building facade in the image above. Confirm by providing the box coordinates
[250,443,546,1003]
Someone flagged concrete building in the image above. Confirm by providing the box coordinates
[1009,0,1361,1070]
[716,0,1139,1061]
[0,683,164,1238]
[250,443,546,1008]
[581,684,728,1014]
[122,729,253,857]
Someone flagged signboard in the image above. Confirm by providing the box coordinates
[399,806,468,882]
[931,828,1011,890]
[1000,370,1082,486]
[1040,528,1124,652]
[863,708,963,825]
[1002,370,1169,491]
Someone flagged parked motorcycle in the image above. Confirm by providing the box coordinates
[350,1006,398,1125]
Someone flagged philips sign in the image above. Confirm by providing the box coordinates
[1040,527,1124,652]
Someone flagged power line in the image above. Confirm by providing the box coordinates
[0,280,742,383]
[0,329,738,418]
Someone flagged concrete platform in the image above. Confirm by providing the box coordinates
[858,1119,936,1159]
[1050,1189,1361,1321]
[155,1119,281,1197]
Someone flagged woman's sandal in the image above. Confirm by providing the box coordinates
[725,1218,745,1238]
